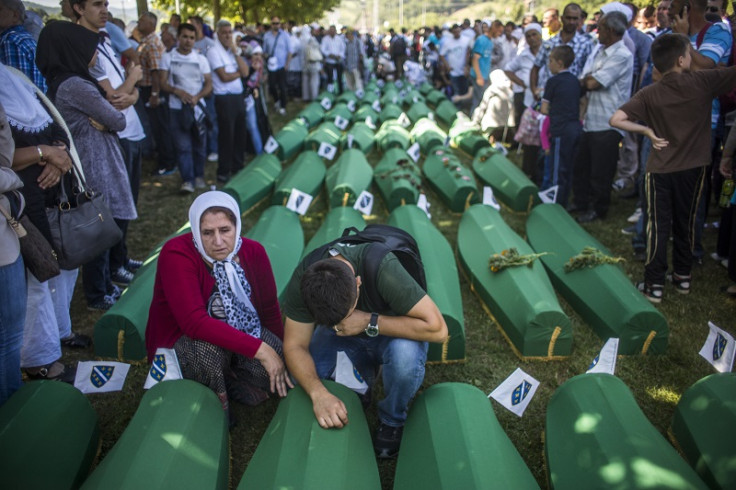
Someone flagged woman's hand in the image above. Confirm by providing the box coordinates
[255,342,294,397]
[37,163,63,189]
[89,117,108,131]
[42,144,72,172]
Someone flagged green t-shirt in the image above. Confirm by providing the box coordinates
[281,242,426,324]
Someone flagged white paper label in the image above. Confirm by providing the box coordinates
[347,100,356,112]
[538,185,558,204]
[407,142,421,163]
[320,97,332,111]
[355,89,365,99]
[398,112,411,128]
[285,188,314,215]
[494,141,508,155]
[377,79,385,88]
[264,136,279,154]
[483,186,501,210]
[327,83,335,93]
[317,142,338,160]
[353,190,374,215]
[365,117,376,130]
[395,80,403,89]
[347,133,355,149]
[371,100,381,112]
[334,115,350,131]
[428,112,435,121]
[417,193,431,218]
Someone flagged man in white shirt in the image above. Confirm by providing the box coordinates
[160,23,213,193]
[206,19,249,183]
[439,24,470,99]
[320,25,345,94]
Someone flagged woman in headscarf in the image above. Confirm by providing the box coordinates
[243,44,271,155]
[146,191,292,422]
[0,61,89,384]
[36,21,136,312]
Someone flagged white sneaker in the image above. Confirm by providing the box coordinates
[612,178,626,191]
[194,177,206,189]
[180,182,195,193]
[627,207,642,223]
[278,108,286,116]
[207,153,218,162]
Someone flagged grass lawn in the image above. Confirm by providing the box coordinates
[60,99,735,489]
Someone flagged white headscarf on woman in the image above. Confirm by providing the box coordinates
[0,64,52,134]
[189,191,262,338]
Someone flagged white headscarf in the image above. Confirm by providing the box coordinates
[189,191,262,337]
[0,64,53,134]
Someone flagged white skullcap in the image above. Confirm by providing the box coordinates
[600,2,633,23]
[524,23,543,35]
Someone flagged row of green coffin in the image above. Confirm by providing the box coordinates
[458,203,668,359]
[6,373,733,489]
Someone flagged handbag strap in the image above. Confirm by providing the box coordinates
[5,66,88,189]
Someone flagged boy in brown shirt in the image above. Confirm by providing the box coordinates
[610,33,736,303]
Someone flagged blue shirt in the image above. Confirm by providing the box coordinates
[543,71,581,136]
[691,22,732,128]
[0,26,47,92]
[263,29,291,69]
[105,21,133,60]
[470,34,493,81]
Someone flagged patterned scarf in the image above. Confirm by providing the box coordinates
[189,191,262,338]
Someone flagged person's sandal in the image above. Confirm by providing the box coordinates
[25,361,76,384]
[61,332,92,349]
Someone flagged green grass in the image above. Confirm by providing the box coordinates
[61,100,735,489]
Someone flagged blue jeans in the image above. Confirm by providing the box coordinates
[450,75,468,97]
[310,325,427,426]
[542,126,581,207]
[0,255,26,405]
[170,108,206,184]
[245,99,263,155]
[203,94,218,155]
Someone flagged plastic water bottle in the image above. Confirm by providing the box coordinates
[720,179,734,208]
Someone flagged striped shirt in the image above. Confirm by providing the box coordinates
[0,26,47,92]
[534,31,594,92]
[582,40,633,134]
[137,32,166,87]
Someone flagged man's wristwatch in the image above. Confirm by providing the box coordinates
[365,312,379,337]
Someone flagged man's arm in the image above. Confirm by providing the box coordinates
[283,318,349,429]
[529,64,541,99]
[472,52,483,86]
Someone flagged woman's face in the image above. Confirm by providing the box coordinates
[200,211,236,261]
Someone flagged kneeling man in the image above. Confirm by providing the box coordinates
[282,236,447,458]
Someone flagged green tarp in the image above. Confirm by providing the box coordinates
[473,147,539,212]
[341,121,375,154]
[394,383,539,489]
[406,101,432,124]
[457,205,572,359]
[354,106,379,128]
[304,121,342,152]
[325,102,354,126]
[222,153,282,211]
[272,150,326,206]
[379,103,404,124]
[82,380,229,490]
[426,89,446,107]
[238,381,380,489]
[546,374,708,490]
[423,148,480,213]
[274,119,308,160]
[435,99,460,127]
[0,381,99,490]
[449,114,491,157]
[671,373,736,489]
[325,149,374,208]
[248,206,304,298]
[297,102,325,129]
[376,120,411,152]
[302,207,366,258]
[388,206,465,362]
[374,147,423,211]
[526,204,668,355]
[410,117,446,154]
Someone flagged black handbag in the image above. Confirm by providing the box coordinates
[46,169,122,270]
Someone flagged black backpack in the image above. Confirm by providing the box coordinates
[302,224,427,313]
[390,35,407,57]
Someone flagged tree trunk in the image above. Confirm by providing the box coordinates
[213,0,221,22]
[136,0,148,17]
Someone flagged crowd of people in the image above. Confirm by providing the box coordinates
[1,0,736,463]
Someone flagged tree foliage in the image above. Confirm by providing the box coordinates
[152,0,342,24]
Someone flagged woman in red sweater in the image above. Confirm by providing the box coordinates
[145,191,293,420]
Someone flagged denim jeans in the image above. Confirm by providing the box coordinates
[170,108,206,184]
[450,75,468,98]
[309,325,428,426]
[244,100,263,155]
[0,255,26,405]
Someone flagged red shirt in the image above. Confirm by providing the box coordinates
[145,233,283,362]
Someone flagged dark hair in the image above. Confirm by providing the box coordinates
[550,45,575,68]
[201,206,237,226]
[178,22,196,36]
[300,259,357,326]
[651,33,690,73]
[170,13,181,22]
[69,0,85,19]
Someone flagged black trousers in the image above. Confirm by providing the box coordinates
[268,68,289,108]
[644,166,706,284]
[324,62,344,94]
[140,86,175,171]
[572,130,622,217]
[214,93,246,180]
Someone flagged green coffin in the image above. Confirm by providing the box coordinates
[423,148,480,213]
[222,153,282,211]
[381,88,401,107]
[81,380,229,490]
[418,81,433,95]
[388,206,465,362]
[435,99,460,126]
[473,146,539,212]
[406,101,432,124]
[546,374,708,490]
[325,102,354,126]
[379,103,403,124]
[302,207,366,258]
[354,106,379,127]
[395,383,539,490]
[317,90,335,107]
[374,147,423,211]
[450,115,491,157]
[402,89,426,108]
[526,204,668,355]
[336,90,358,106]
[376,120,411,152]
[272,150,326,206]
[426,89,446,107]
[238,381,380,490]
[671,373,736,490]
[297,102,325,129]
[304,121,343,152]
[411,117,447,154]
[458,205,572,359]
[274,119,308,160]
[248,206,304,298]
[358,90,379,108]
[341,122,375,154]
[326,149,374,208]
[0,381,99,490]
